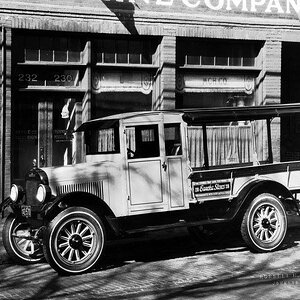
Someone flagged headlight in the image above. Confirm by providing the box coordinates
[10,184,24,202]
[36,184,51,203]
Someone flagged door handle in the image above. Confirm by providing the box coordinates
[162,161,167,171]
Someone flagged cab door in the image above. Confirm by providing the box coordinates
[125,122,168,214]
[164,123,189,210]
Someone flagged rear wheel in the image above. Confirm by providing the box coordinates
[241,193,287,252]
[2,214,44,264]
[43,207,106,275]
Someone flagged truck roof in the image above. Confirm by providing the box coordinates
[76,103,300,131]
[182,103,300,125]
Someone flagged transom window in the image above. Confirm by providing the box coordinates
[177,39,262,67]
[15,35,83,63]
[95,38,156,65]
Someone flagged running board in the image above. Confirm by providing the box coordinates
[124,218,230,235]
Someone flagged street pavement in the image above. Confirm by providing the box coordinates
[1,217,300,300]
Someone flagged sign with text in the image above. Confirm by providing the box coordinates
[15,69,81,88]
[5,0,300,22]
[193,180,231,200]
[92,71,153,94]
[102,0,300,18]
[176,74,255,94]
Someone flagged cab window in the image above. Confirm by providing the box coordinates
[85,126,120,154]
[164,124,182,156]
[126,125,159,159]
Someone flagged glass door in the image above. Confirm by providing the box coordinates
[12,95,74,184]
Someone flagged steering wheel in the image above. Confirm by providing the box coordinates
[127,148,136,158]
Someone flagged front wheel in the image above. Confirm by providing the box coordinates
[2,214,44,264]
[43,207,106,275]
[241,193,287,252]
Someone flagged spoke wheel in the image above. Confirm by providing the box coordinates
[43,207,106,275]
[2,214,44,264]
[241,193,287,252]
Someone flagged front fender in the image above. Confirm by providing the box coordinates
[42,191,115,221]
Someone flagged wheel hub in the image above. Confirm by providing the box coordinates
[69,234,83,249]
[261,218,270,229]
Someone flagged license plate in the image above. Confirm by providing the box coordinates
[21,205,31,218]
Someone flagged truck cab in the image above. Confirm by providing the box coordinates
[2,104,300,275]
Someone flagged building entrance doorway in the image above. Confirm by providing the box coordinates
[12,94,74,184]
[281,42,300,162]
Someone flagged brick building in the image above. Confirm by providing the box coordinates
[1,0,300,199]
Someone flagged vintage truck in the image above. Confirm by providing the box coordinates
[2,104,300,275]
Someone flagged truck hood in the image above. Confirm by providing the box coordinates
[41,161,117,197]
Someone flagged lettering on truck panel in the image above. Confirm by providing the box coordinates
[193,180,231,199]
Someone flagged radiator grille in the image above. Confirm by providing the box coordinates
[25,179,40,206]
[55,181,104,199]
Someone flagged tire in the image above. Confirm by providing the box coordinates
[2,214,44,264]
[241,193,287,252]
[43,207,106,275]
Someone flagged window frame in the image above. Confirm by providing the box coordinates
[84,124,120,155]
[125,124,160,160]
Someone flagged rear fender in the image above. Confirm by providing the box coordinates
[231,179,297,220]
